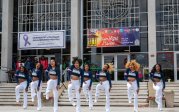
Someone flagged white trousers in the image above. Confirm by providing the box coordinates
[153,81,163,110]
[46,79,59,112]
[95,80,110,112]
[68,80,81,112]
[15,81,28,108]
[82,80,93,108]
[30,80,42,110]
[127,80,138,111]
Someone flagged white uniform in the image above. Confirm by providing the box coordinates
[83,79,93,108]
[125,70,139,112]
[45,69,60,112]
[68,66,83,112]
[31,80,42,110]
[46,79,59,112]
[95,80,110,112]
[153,81,163,110]
[68,80,81,112]
[127,80,138,112]
[95,71,111,112]
[15,81,28,109]
[152,73,164,111]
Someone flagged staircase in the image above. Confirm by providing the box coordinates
[59,82,149,107]
[0,83,47,106]
[1,82,178,107]
[165,82,179,107]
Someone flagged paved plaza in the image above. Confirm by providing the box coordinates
[0,106,178,112]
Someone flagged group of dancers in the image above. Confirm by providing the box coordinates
[14,57,165,112]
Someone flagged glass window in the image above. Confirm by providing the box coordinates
[83,0,148,54]
[18,0,71,32]
[0,0,2,32]
[156,0,179,51]
[130,53,148,68]
[17,0,71,55]
[157,52,174,81]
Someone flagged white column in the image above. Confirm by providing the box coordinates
[148,0,157,71]
[70,0,82,61]
[0,0,14,82]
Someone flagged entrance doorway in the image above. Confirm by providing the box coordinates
[102,54,130,82]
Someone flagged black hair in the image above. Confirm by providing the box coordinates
[50,58,57,66]
[35,62,43,71]
[72,57,82,66]
[20,66,28,73]
[84,63,90,71]
[151,64,162,73]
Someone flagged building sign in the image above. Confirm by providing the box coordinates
[18,31,66,50]
[87,28,140,47]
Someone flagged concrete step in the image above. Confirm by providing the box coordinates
[58,102,149,107]
[0,102,34,106]
[60,96,148,99]
[61,92,148,96]
[0,82,148,107]
[0,90,46,93]
[59,98,148,103]
[0,99,34,102]
[174,103,179,107]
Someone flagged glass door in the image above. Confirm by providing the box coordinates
[117,54,129,81]
[102,55,115,81]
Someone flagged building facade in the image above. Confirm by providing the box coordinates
[0,0,178,82]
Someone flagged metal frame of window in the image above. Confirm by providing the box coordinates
[83,0,148,53]
[17,0,71,58]
[18,0,71,37]
[156,0,179,48]
[84,0,142,30]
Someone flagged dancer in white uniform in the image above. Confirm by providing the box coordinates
[30,62,42,111]
[82,64,93,110]
[67,57,84,112]
[150,64,165,111]
[15,66,29,109]
[95,64,112,112]
[45,59,60,112]
[124,60,140,112]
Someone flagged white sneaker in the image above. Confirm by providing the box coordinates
[23,107,27,109]
[94,99,97,103]
[89,107,93,110]
[32,98,35,102]
[134,110,138,112]
[46,96,49,100]
[37,108,41,111]
[159,108,162,111]
[86,99,89,102]
[16,99,20,103]
[129,100,132,104]
[71,102,76,106]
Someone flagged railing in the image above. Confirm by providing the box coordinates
[0,66,16,83]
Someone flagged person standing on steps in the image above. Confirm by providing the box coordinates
[30,62,42,111]
[15,66,29,109]
[45,59,60,112]
[124,60,140,112]
[82,63,93,110]
[67,57,84,112]
[150,64,165,111]
[95,64,112,112]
